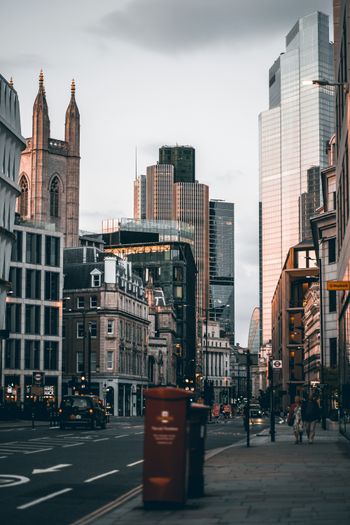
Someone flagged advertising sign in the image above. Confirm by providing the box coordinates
[32,372,45,386]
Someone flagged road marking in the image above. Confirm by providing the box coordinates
[134,431,144,435]
[17,488,72,510]
[92,438,109,443]
[0,456,8,459]
[114,434,128,439]
[24,448,53,454]
[70,485,142,525]
[127,459,143,467]
[0,474,30,488]
[32,464,72,475]
[84,469,119,483]
[62,443,83,448]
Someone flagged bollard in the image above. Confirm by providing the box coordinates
[188,403,209,498]
[31,412,35,429]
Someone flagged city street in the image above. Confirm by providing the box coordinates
[0,416,266,524]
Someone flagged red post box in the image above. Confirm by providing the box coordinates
[188,403,209,498]
[143,387,191,508]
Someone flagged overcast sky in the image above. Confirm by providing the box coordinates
[1,0,333,346]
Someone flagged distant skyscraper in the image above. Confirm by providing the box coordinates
[174,182,209,317]
[159,146,195,183]
[247,307,260,354]
[259,12,334,343]
[133,174,146,220]
[209,200,235,342]
[146,164,174,221]
[18,72,80,247]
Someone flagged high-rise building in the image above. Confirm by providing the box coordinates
[18,71,80,247]
[299,166,321,242]
[146,164,174,221]
[259,12,334,344]
[133,174,146,220]
[159,145,195,183]
[209,200,235,342]
[174,182,209,317]
[0,75,25,332]
[247,307,260,354]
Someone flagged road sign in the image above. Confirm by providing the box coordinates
[327,280,350,291]
[273,360,282,369]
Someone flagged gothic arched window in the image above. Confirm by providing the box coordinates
[19,176,29,217]
[50,176,60,218]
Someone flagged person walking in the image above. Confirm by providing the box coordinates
[287,396,303,444]
[302,392,321,444]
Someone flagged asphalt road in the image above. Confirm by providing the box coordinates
[0,416,268,525]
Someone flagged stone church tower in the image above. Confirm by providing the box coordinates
[18,71,80,247]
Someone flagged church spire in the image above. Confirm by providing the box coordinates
[32,69,50,149]
[65,78,80,156]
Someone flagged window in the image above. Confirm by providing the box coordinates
[26,269,41,299]
[329,291,337,313]
[4,339,20,369]
[49,176,60,218]
[9,267,22,297]
[45,236,60,267]
[330,338,337,368]
[328,238,336,264]
[19,175,29,217]
[173,266,183,282]
[76,352,84,373]
[44,341,58,370]
[24,340,40,369]
[45,272,59,300]
[25,305,40,334]
[91,270,101,287]
[90,296,97,308]
[77,322,84,338]
[26,233,42,264]
[6,303,21,333]
[89,321,97,338]
[11,230,23,262]
[174,285,183,299]
[77,297,84,309]
[107,351,114,370]
[107,320,114,335]
[44,307,59,335]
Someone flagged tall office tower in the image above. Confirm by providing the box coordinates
[159,145,195,183]
[209,200,235,342]
[247,307,260,354]
[18,72,80,247]
[133,174,146,219]
[146,164,174,220]
[174,182,209,317]
[0,75,25,331]
[259,12,334,344]
[299,166,321,242]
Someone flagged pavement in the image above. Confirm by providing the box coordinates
[80,421,350,525]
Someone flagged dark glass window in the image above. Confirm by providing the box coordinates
[4,339,21,369]
[45,236,60,267]
[6,303,21,333]
[26,269,41,299]
[19,175,29,217]
[77,296,84,309]
[44,341,58,370]
[9,267,22,297]
[49,176,60,218]
[44,307,59,335]
[11,230,22,262]
[89,321,97,338]
[328,238,336,264]
[45,272,59,300]
[330,337,337,368]
[25,305,40,334]
[329,291,337,313]
[26,233,42,264]
[24,340,40,369]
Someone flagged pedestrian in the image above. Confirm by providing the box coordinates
[287,396,303,444]
[302,392,321,444]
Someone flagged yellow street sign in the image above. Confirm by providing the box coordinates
[327,281,350,291]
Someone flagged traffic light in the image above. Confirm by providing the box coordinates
[80,373,87,390]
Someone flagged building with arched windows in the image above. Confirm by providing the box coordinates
[18,71,80,248]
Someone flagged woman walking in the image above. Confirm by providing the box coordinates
[302,392,321,444]
[288,396,303,444]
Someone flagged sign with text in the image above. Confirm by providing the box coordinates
[327,280,350,291]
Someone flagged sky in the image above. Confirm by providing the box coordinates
[1,0,333,346]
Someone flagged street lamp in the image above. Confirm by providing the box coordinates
[302,79,349,92]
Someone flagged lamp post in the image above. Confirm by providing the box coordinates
[302,79,349,92]
[246,349,251,448]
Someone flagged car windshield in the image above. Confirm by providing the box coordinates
[62,397,90,409]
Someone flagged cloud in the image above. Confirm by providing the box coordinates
[93,0,332,54]
[0,54,47,70]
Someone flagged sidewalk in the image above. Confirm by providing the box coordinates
[0,418,52,430]
[85,423,350,525]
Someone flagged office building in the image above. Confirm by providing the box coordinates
[18,72,80,248]
[247,307,260,354]
[201,321,231,403]
[133,174,146,220]
[299,166,321,242]
[259,12,334,344]
[159,145,195,183]
[209,200,235,341]
[146,164,174,221]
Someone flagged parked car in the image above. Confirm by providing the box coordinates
[58,395,107,430]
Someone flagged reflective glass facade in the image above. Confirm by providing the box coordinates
[146,164,174,221]
[209,200,235,342]
[259,12,335,344]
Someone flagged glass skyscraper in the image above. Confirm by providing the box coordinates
[209,200,235,342]
[259,11,335,344]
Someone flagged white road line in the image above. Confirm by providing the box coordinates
[0,456,8,459]
[84,470,119,483]
[92,438,109,443]
[134,431,144,435]
[62,443,84,448]
[126,459,143,467]
[114,434,128,439]
[17,488,72,510]
[24,448,53,454]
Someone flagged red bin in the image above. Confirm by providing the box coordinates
[143,387,191,508]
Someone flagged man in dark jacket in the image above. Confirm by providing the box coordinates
[301,393,321,444]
